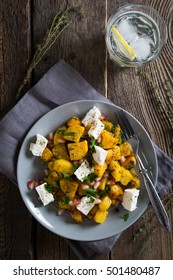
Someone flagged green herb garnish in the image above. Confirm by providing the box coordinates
[73,163,79,172]
[61,172,70,179]
[86,188,96,196]
[44,183,52,193]
[63,131,75,136]
[61,196,70,205]
[118,132,123,144]
[86,194,95,203]
[98,189,107,197]
[83,173,97,184]
[89,138,97,153]
[56,130,75,136]
[123,213,129,221]
[72,116,79,120]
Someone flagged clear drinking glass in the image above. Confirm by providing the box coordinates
[105,3,168,67]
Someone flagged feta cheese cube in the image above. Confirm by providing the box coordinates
[74,159,93,182]
[77,196,95,215]
[30,134,48,156]
[35,183,54,206]
[82,106,101,127]
[122,188,140,212]
[88,119,105,139]
[93,145,107,165]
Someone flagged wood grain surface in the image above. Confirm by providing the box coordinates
[0,0,173,260]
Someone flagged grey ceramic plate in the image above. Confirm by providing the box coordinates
[17,100,158,241]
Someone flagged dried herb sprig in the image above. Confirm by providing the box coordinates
[132,190,173,255]
[138,69,173,133]
[16,6,84,100]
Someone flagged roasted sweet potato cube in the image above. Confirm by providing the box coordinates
[108,160,121,182]
[52,143,70,160]
[99,196,112,211]
[94,161,107,178]
[67,116,82,126]
[121,154,137,169]
[68,141,88,161]
[93,209,108,224]
[99,177,108,190]
[72,210,83,223]
[53,125,66,145]
[60,179,78,198]
[119,142,132,157]
[44,171,60,187]
[53,159,74,176]
[129,170,140,188]
[41,147,53,162]
[47,159,56,171]
[101,130,119,149]
[120,166,133,186]
[63,125,85,143]
[105,149,113,164]
[109,185,124,200]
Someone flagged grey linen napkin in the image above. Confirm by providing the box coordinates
[0,59,172,259]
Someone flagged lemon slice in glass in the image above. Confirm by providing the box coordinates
[111,25,136,61]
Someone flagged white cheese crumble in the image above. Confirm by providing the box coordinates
[35,183,54,206]
[82,106,101,127]
[93,145,107,165]
[76,196,95,215]
[88,119,105,139]
[30,134,48,156]
[74,159,93,182]
[122,188,140,212]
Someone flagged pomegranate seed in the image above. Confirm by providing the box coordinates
[107,180,115,185]
[103,172,109,177]
[27,180,35,189]
[99,114,107,120]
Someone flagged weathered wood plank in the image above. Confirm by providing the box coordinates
[0,0,33,260]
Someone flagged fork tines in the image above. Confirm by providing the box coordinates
[116,109,136,140]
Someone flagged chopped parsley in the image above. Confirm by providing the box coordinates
[98,189,107,197]
[86,194,95,203]
[72,163,79,172]
[61,172,70,179]
[83,173,97,184]
[86,188,96,196]
[44,183,52,193]
[123,213,129,221]
[56,130,75,136]
[63,131,75,136]
[61,196,70,205]
[89,138,97,153]
[118,132,123,144]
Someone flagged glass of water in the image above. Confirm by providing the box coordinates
[105,3,168,67]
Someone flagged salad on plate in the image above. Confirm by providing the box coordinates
[28,106,140,224]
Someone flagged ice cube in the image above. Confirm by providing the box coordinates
[131,36,151,60]
[117,19,139,44]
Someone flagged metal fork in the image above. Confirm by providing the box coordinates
[116,109,170,231]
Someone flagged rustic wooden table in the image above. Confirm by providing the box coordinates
[0,0,173,260]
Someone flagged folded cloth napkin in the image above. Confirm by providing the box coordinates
[0,59,173,259]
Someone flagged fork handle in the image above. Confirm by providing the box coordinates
[139,165,171,231]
